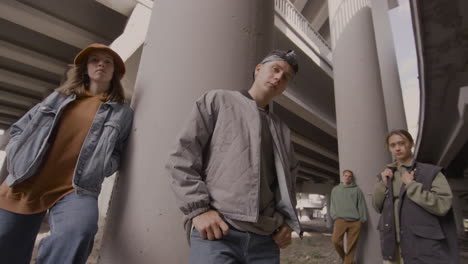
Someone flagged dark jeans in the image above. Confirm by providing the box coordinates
[0,192,98,264]
[189,227,279,264]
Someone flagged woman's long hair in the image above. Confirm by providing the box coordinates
[55,60,126,104]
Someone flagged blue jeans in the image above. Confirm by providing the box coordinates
[0,192,98,264]
[189,228,280,264]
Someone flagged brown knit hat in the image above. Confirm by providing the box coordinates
[74,43,126,78]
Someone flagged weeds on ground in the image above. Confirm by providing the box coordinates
[281,233,340,264]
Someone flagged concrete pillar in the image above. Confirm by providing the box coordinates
[371,0,407,131]
[99,1,273,263]
[452,191,464,236]
[328,0,390,263]
[0,129,10,150]
[325,193,333,231]
[448,177,468,236]
[0,129,10,184]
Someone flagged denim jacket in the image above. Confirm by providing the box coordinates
[4,92,133,197]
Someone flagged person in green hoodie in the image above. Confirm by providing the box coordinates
[330,169,368,264]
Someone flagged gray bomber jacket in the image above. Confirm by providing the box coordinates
[166,90,302,235]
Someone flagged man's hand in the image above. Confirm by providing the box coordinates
[402,169,415,185]
[380,168,393,185]
[192,210,229,240]
[272,224,293,249]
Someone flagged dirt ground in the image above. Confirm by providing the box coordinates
[31,219,340,264]
[281,231,341,264]
[31,216,468,263]
[31,218,340,264]
[281,218,341,264]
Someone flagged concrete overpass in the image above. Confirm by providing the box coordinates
[0,0,341,186]
[2,0,457,263]
[0,0,341,262]
[410,0,468,258]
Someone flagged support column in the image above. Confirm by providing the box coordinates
[371,0,407,130]
[325,193,333,231]
[448,177,468,236]
[99,1,273,263]
[328,0,390,263]
[452,191,464,236]
[0,129,9,150]
[0,129,10,184]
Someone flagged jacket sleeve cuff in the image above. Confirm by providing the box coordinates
[180,199,212,219]
[376,180,387,191]
[405,180,421,195]
[372,181,388,213]
[186,206,210,219]
[373,181,388,198]
[405,180,417,188]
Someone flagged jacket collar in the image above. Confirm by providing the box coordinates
[241,90,270,111]
[387,158,415,170]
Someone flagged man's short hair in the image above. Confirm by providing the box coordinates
[260,49,299,74]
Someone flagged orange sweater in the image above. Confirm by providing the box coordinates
[0,95,104,214]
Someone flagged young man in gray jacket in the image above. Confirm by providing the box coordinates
[166,50,302,263]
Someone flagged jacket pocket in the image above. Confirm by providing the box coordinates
[9,107,57,177]
[411,225,445,240]
[31,106,57,128]
[408,224,447,262]
[102,121,121,177]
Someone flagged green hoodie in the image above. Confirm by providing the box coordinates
[330,182,367,222]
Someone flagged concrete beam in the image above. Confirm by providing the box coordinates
[0,0,108,49]
[274,14,333,75]
[0,68,55,97]
[410,0,426,157]
[0,116,17,126]
[96,0,153,16]
[274,90,337,137]
[438,86,468,167]
[310,0,329,32]
[388,0,399,9]
[297,181,334,195]
[297,172,314,181]
[371,0,407,131]
[109,3,151,100]
[0,40,68,76]
[0,105,24,118]
[111,3,152,62]
[0,124,10,131]
[0,90,39,109]
[296,153,339,175]
[291,132,338,161]
[293,0,308,12]
[298,165,336,180]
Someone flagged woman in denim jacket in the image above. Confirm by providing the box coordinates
[0,43,133,264]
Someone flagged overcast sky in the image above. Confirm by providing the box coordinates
[388,0,419,139]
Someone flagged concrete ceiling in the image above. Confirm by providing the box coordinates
[0,0,339,185]
[273,23,338,184]
[413,0,468,169]
[293,0,331,43]
[0,0,127,130]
